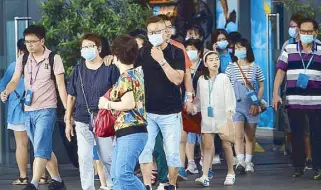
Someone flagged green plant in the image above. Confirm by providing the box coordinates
[283,0,321,39]
[38,0,152,75]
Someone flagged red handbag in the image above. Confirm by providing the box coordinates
[182,110,202,134]
[94,89,119,137]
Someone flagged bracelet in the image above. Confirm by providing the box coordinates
[159,60,167,67]
[186,92,193,96]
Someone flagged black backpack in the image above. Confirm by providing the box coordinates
[21,52,65,119]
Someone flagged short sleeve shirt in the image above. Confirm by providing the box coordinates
[67,63,119,124]
[15,47,65,111]
[109,69,147,137]
[136,43,185,114]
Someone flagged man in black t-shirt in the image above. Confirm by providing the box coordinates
[138,16,185,190]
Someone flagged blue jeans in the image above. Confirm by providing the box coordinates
[139,112,182,167]
[111,133,147,190]
[25,108,56,160]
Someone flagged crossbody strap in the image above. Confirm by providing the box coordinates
[236,63,255,91]
[77,65,91,114]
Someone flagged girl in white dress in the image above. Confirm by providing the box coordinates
[193,51,236,187]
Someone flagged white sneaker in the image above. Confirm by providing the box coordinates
[99,186,112,190]
[156,183,168,190]
[195,176,210,187]
[212,155,221,164]
[224,174,236,186]
[186,162,199,174]
[245,162,255,172]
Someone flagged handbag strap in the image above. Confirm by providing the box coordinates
[78,65,91,114]
[236,63,255,91]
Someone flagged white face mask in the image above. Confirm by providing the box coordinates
[288,27,298,38]
[148,33,164,47]
[187,50,198,61]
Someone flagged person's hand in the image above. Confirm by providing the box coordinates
[65,121,74,142]
[151,47,165,63]
[1,90,8,102]
[212,43,218,51]
[272,94,282,111]
[103,55,114,66]
[249,105,260,116]
[98,97,110,110]
[184,102,194,114]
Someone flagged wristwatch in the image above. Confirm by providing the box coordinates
[159,60,166,67]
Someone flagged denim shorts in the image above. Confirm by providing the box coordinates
[139,112,182,167]
[25,108,57,160]
[187,133,202,144]
[233,109,259,124]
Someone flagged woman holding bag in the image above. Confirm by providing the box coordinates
[65,33,119,190]
[98,34,147,190]
[225,38,265,174]
[192,51,236,187]
[183,39,205,175]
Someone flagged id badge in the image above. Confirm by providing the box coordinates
[207,107,214,117]
[24,90,33,106]
[247,90,260,105]
[296,73,310,89]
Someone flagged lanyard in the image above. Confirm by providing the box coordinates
[298,43,315,72]
[191,59,202,80]
[208,78,215,106]
[29,59,45,86]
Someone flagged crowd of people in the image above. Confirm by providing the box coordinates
[0,12,320,190]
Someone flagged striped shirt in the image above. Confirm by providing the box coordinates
[277,41,321,109]
[225,62,265,89]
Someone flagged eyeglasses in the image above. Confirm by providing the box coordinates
[24,39,41,45]
[81,45,96,49]
[300,30,315,35]
[147,28,165,35]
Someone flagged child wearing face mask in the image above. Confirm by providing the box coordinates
[192,51,236,187]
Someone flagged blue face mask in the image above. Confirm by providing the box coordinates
[81,47,97,61]
[187,50,198,61]
[300,34,314,45]
[288,27,298,38]
[148,33,164,47]
[234,50,247,59]
[217,40,229,50]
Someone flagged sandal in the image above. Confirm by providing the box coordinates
[39,176,51,185]
[12,177,29,185]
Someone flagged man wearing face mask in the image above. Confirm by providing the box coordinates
[273,18,321,180]
[157,14,194,182]
[0,25,68,190]
[138,15,185,190]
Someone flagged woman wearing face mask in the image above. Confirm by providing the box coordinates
[98,34,148,190]
[184,39,205,175]
[211,29,232,73]
[193,51,236,187]
[65,33,120,190]
[225,38,265,174]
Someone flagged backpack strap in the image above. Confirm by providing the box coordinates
[21,52,30,76]
[48,52,56,80]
